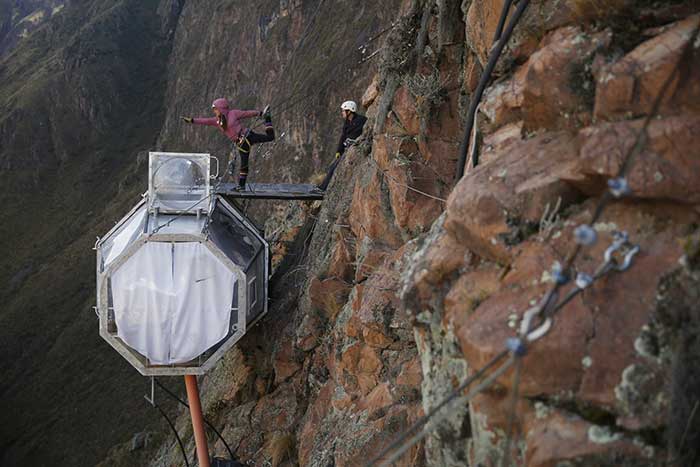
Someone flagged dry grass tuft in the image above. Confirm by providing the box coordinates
[308,172,326,186]
[570,0,630,21]
[265,431,295,467]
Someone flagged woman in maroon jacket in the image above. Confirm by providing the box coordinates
[182,98,273,189]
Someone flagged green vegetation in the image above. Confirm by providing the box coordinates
[0,1,178,465]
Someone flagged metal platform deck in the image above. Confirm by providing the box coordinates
[215,182,325,200]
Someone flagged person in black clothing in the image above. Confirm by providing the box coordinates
[317,100,367,191]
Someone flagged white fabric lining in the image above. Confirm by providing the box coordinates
[112,242,235,364]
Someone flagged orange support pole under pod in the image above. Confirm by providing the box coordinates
[184,375,211,467]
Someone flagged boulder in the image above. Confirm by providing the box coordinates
[454,201,688,424]
[445,130,583,262]
[568,114,700,203]
[594,14,700,120]
[523,406,657,467]
[481,26,611,131]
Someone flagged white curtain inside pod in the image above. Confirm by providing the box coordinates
[112,241,236,364]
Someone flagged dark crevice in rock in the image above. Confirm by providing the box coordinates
[569,54,597,112]
[498,215,539,247]
[593,0,693,54]
[655,258,700,465]
[413,1,433,69]
[527,395,666,448]
[269,216,318,301]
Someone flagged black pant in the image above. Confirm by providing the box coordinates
[236,126,274,187]
[318,154,342,191]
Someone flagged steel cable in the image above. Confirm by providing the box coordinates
[456,0,529,177]
[150,399,191,467]
[154,378,237,463]
[365,349,509,466]
[372,355,516,467]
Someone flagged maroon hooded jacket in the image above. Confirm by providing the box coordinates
[192,98,260,142]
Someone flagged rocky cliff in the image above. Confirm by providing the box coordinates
[2,0,700,466]
[137,1,700,466]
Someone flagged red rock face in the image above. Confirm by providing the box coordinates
[445,130,584,262]
[482,26,612,131]
[573,114,700,203]
[523,406,657,467]
[594,14,700,120]
[463,0,627,69]
[456,202,687,399]
[349,165,404,248]
[402,3,700,466]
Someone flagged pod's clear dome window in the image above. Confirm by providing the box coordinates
[149,152,210,213]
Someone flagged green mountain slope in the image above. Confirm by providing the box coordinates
[0,0,179,465]
[0,0,67,57]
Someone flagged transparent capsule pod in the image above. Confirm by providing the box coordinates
[95,153,268,375]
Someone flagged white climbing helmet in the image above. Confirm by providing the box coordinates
[340,100,357,113]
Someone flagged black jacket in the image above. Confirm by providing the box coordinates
[336,113,367,155]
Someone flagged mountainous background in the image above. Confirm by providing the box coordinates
[1,0,699,466]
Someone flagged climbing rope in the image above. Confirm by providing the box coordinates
[496,235,639,466]
[492,0,515,43]
[154,378,237,462]
[456,0,530,177]
[368,156,447,203]
[494,25,700,456]
[500,355,521,467]
[146,395,190,467]
[466,102,481,170]
[368,232,641,466]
